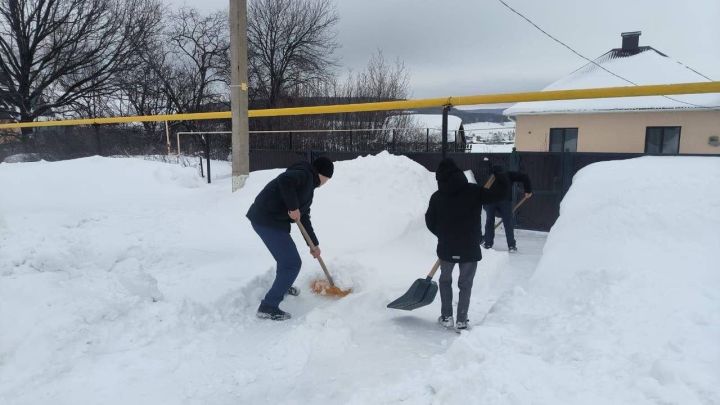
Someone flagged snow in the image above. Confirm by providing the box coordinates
[463,121,515,153]
[469,143,515,153]
[2,153,42,163]
[363,156,720,404]
[386,113,463,142]
[504,49,720,115]
[1,153,718,404]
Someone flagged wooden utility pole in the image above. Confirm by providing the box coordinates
[230,0,250,191]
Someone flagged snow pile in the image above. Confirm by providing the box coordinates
[2,153,715,404]
[1,152,469,404]
[361,156,720,404]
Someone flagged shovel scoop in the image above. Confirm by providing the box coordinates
[387,260,440,310]
[295,220,352,298]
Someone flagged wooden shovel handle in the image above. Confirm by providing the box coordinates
[493,194,531,230]
[295,220,336,287]
[483,174,496,189]
[427,259,441,279]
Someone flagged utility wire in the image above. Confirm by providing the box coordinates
[496,0,716,109]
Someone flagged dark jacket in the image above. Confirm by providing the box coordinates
[247,161,320,246]
[425,159,507,263]
[490,165,532,201]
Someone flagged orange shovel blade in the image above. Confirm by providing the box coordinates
[310,279,351,298]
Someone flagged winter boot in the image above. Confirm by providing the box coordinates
[256,304,291,321]
[438,315,454,329]
[508,246,517,253]
[483,243,493,249]
[286,286,300,296]
[455,319,470,330]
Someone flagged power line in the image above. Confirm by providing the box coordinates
[496,0,716,109]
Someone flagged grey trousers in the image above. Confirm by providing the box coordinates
[438,260,478,323]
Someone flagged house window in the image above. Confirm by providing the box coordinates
[645,127,680,155]
[549,128,578,152]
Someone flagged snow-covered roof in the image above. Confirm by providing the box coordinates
[504,48,720,115]
[407,114,462,131]
[462,121,515,132]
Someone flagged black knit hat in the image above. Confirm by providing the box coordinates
[312,157,334,178]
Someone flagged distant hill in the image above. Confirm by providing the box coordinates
[409,107,509,124]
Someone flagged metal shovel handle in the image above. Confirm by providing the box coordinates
[294,219,336,287]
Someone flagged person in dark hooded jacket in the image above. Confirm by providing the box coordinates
[425,158,506,330]
[246,157,334,320]
[482,164,532,252]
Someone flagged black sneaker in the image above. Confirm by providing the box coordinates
[256,304,291,321]
[438,315,454,328]
[286,286,300,296]
[508,246,517,253]
[483,243,493,249]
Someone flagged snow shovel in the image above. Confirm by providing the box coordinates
[387,260,441,311]
[494,194,532,230]
[295,220,351,298]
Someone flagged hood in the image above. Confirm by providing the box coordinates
[288,161,320,188]
[436,158,468,194]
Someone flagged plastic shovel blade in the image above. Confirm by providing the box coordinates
[387,278,438,311]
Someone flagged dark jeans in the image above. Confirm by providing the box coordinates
[484,200,516,248]
[251,222,302,308]
[439,260,478,323]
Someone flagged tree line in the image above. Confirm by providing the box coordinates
[0,0,417,151]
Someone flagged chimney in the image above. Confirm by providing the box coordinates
[621,31,641,52]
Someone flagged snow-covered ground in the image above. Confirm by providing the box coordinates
[1,153,718,404]
[464,121,515,153]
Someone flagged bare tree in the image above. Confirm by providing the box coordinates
[0,0,162,141]
[149,8,230,118]
[339,50,414,147]
[248,0,339,109]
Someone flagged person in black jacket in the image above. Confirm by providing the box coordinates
[425,158,506,330]
[482,164,532,252]
[246,157,334,321]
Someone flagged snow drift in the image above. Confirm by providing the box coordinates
[360,156,720,404]
[1,153,717,404]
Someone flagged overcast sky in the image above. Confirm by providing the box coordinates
[167,0,720,98]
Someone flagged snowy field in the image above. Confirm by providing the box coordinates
[1,153,718,404]
[464,121,516,153]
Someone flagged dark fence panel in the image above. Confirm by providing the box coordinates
[4,126,717,232]
[242,150,718,232]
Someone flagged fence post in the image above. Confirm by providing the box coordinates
[441,105,450,158]
[392,129,396,153]
[288,131,293,151]
[205,134,211,184]
[165,121,171,155]
[426,128,430,152]
[561,152,573,197]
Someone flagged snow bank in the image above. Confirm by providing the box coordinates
[0,152,457,404]
[363,156,720,404]
[4,153,713,404]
